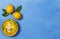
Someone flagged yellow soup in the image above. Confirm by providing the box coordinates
[1,19,18,36]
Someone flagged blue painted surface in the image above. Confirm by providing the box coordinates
[0,0,60,39]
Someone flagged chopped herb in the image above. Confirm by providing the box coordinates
[2,27,4,30]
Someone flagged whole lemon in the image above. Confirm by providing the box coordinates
[6,4,14,14]
[13,12,21,19]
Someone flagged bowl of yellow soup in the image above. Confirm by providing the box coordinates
[1,19,18,36]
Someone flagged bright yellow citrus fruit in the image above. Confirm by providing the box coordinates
[6,4,14,14]
[13,12,21,20]
[2,19,18,36]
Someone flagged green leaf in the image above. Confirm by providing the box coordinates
[2,9,6,12]
[2,9,9,17]
[16,6,22,12]
[2,13,9,17]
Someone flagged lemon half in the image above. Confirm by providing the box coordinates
[1,19,18,36]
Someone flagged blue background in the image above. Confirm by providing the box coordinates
[0,0,60,39]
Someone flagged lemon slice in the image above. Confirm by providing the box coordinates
[1,19,18,36]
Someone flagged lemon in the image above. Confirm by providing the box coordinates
[6,4,14,14]
[2,19,18,36]
[13,12,21,20]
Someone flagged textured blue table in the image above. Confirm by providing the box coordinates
[0,0,60,39]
